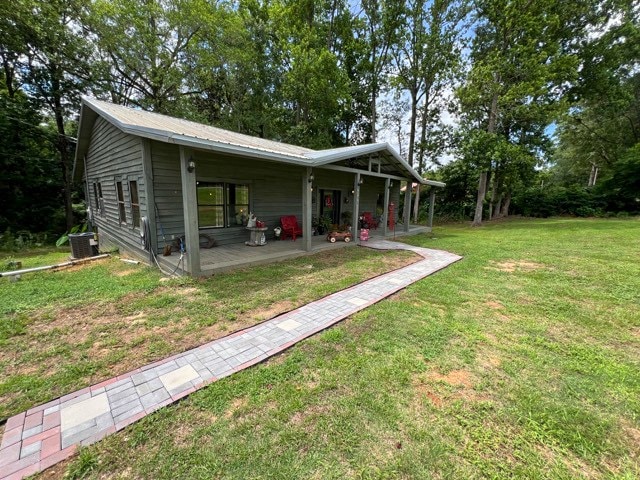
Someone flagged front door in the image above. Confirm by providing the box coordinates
[320,189,341,225]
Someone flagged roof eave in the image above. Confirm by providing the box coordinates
[81,97,314,166]
[308,143,427,184]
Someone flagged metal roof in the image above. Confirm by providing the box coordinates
[74,98,444,187]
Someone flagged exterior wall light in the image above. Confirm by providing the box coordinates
[187,158,196,173]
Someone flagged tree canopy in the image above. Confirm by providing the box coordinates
[1,0,637,238]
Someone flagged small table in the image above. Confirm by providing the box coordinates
[245,227,268,247]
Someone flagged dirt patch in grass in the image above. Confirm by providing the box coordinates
[487,260,546,273]
[250,300,296,322]
[484,300,504,310]
[412,369,489,408]
[224,397,249,419]
[428,369,473,388]
[115,269,136,277]
[534,443,602,479]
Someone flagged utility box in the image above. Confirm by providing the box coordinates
[69,232,95,259]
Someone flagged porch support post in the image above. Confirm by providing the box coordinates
[302,167,313,252]
[382,177,390,237]
[353,172,361,239]
[428,190,436,229]
[404,180,412,232]
[179,146,200,276]
[141,139,158,258]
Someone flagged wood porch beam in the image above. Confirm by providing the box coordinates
[353,172,361,240]
[320,164,407,182]
[302,167,313,252]
[403,181,411,232]
[428,190,436,229]
[382,177,390,237]
[179,146,201,276]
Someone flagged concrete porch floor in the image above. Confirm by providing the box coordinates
[157,225,431,275]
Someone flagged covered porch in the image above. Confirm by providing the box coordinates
[157,224,431,275]
[151,141,443,277]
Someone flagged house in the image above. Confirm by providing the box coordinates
[73,98,445,276]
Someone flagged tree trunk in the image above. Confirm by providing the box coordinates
[500,192,511,217]
[407,89,418,169]
[472,171,487,226]
[472,90,499,226]
[488,167,499,220]
[370,91,377,142]
[51,70,74,231]
[412,92,430,223]
[494,193,504,218]
[412,184,420,223]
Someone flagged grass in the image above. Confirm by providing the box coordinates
[0,245,416,420]
[4,217,640,479]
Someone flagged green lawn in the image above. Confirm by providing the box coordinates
[0,245,416,420]
[6,218,640,479]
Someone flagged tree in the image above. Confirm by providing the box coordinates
[553,1,640,189]
[87,0,221,115]
[357,0,402,142]
[1,0,95,231]
[391,0,465,222]
[458,0,588,225]
[0,82,62,234]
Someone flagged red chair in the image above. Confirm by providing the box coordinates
[361,212,379,230]
[280,215,303,241]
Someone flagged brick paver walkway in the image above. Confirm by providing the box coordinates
[0,240,461,480]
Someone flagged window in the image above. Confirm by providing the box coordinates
[116,181,127,224]
[197,181,250,228]
[129,180,140,228]
[94,182,104,216]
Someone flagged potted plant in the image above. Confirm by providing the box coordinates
[340,211,353,232]
[317,214,332,235]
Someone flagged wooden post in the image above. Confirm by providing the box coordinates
[302,167,313,252]
[404,181,411,232]
[140,139,158,257]
[428,190,436,229]
[179,146,200,276]
[382,177,390,237]
[353,172,361,240]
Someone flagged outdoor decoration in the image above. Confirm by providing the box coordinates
[236,209,248,226]
[388,203,395,231]
[327,231,353,243]
[274,226,282,239]
[247,212,257,228]
[360,228,369,241]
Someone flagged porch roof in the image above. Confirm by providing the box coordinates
[74,97,440,186]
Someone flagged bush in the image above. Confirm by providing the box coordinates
[0,228,51,251]
[513,186,609,218]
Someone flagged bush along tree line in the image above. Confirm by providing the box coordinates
[0,0,638,246]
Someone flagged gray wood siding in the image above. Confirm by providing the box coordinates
[148,143,405,250]
[149,142,184,249]
[85,117,146,256]
[150,145,308,247]
[312,170,394,223]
